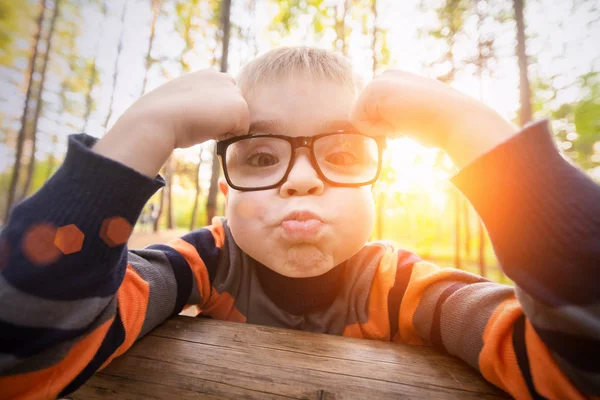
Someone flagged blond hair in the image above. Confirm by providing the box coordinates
[237,47,356,95]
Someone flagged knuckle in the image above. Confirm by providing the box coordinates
[231,97,249,131]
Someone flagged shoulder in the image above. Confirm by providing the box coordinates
[354,241,421,270]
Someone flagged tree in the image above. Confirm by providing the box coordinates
[140,0,161,97]
[0,1,37,65]
[103,0,129,132]
[81,0,108,132]
[206,0,232,225]
[45,2,89,181]
[21,0,62,200]
[4,0,46,220]
[333,0,351,55]
[469,0,506,277]
[423,0,470,269]
[513,0,532,125]
[189,148,204,230]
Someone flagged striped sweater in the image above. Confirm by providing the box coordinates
[1,120,599,399]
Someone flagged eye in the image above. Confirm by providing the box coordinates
[246,152,279,167]
[325,152,358,165]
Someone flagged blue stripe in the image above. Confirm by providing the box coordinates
[513,314,548,400]
[430,282,469,351]
[388,250,419,340]
[0,319,86,358]
[181,229,220,285]
[59,311,126,396]
[147,244,193,316]
[534,325,600,372]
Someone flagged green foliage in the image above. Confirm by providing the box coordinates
[572,75,600,167]
[533,72,600,170]
[0,0,36,65]
[269,0,327,37]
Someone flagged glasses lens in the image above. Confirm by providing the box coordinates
[225,136,292,189]
[314,134,379,184]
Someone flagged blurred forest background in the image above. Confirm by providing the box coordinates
[0,0,599,282]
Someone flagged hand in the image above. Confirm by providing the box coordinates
[350,70,517,168]
[93,69,249,177]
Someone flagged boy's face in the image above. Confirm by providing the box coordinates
[221,76,375,278]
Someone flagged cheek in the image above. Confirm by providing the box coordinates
[228,192,270,222]
[331,188,375,238]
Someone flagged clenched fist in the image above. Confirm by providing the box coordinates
[94,69,249,177]
[351,70,517,168]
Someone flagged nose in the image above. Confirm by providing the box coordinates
[279,150,325,198]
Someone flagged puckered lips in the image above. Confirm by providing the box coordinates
[280,210,323,241]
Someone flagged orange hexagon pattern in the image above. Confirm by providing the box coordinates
[100,217,132,247]
[22,223,61,266]
[54,224,84,255]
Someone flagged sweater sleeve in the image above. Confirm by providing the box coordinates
[0,135,224,399]
[392,121,600,399]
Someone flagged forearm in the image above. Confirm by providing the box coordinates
[92,111,174,177]
[0,134,163,375]
[452,120,600,396]
[445,103,518,169]
[452,120,600,304]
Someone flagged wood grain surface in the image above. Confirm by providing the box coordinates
[72,316,511,399]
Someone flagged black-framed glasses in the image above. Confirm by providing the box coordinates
[216,129,386,191]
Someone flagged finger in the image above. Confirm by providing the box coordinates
[350,82,394,136]
[228,97,250,136]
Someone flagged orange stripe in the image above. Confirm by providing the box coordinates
[0,317,114,399]
[201,289,247,322]
[99,265,149,369]
[166,237,211,306]
[342,247,397,341]
[397,261,456,345]
[526,319,586,399]
[207,217,225,248]
[478,297,531,399]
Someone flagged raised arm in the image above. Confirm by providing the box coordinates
[351,70,600,398]
[392,122,600,399]
[0,134,229,398]
[0,68,249,399]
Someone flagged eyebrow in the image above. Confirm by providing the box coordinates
[248,120,286,134]
[248,119,355,135]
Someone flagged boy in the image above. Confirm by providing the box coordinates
[1,47,599,399]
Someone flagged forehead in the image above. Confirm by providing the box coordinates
[244,76,356,137]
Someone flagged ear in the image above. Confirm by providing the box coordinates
[219,177,229,198]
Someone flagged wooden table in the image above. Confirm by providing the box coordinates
[72,316,511,399]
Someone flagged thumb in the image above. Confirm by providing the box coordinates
[350,98,395,137]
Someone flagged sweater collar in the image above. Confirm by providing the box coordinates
[253,258,346,316]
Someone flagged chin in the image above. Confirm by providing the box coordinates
[274,245,334,278]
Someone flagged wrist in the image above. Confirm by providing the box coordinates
[92,110,175,177]
[446,103,518,169]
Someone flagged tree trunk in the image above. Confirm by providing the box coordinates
[189,148,204,231]
[45,144,57,180]
[514,0,532,125]
[165,156,174,230]
[103,0,129,131]
[205,0,232,226]
[478,219,486,277]
[454,190,462,269]
[140,0,161,97]
[152,177,165,232]
[371,0,378,75]
[334,0,350,55]
[376,189,385,240]
[463,198,471,257]
[21,0,61,200]
[4,0,46,220]
[82,1,108,132]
